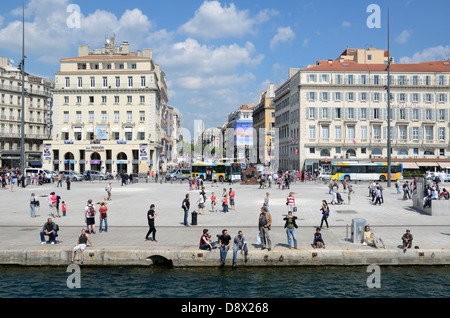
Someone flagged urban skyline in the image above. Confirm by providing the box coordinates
[0,0,449,132]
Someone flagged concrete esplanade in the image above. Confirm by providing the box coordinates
[1,177,449,267]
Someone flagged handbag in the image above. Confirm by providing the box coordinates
[293,206,297,212]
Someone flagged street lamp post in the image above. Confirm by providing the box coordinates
[386,9,392,188]
[20,3,26,174]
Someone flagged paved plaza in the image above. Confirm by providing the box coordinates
[0,177,449,266]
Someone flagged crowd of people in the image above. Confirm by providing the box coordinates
[30,168,437,267]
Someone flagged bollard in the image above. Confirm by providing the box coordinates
[191,211,198,226]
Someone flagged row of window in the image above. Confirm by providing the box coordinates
[63,110,146,123]
[306,73,449,86]
[0,123,44,136]
[62,131,146,142]
[1,94,48,107]
[77,62,137,71]
[307,91,448,103]
[64,75,150,89]
[307,107,450,121]
[63,95,147,105]
[0,108,47,122]
[308,125,447,141]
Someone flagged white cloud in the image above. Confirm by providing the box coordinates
[399,45,450,63]
[302,38,310,48]
[270,26,295,50]
[0,0,154,63]
[178,0,277,40]
[341,21,351,28]
[396,29,412,44]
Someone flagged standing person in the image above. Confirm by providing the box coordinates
[222,193,229,212]
[210,192,217,212]
[145,204,157,242]
[258,206,272,251]
[30,193,37,218]
[57,173,62,187]
[402,229,413,252]
[232,231,248,268]
[229,188,235,210]
[66,175,71,190]
[55,194,62,217]
[286,192,295,213]
[347,185,354,205]
[182,194,190,226]
[84,199,96,234]
[99,202,108,233]
[374,186,382,205]
[71,229,95,265]
[313,227,325,248]
[218,229,232,267]
[320,200,330,229]
[62,201,67,217]
[283,211,298,249]
[50,192,58,218]
[196,190,206,215]
[105,182,112,201]
[46,193,54,217]
[263,192,270,212]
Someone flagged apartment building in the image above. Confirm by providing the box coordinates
[274,48,450,173]
[224,104,255,162]
[43,38,170,175]
[0,57,53,169]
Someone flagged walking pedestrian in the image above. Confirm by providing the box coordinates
[30,193,37,218]
[210,192,217,212]
[66,176,71,190]
[145,204,157,242]
[263,192,270,212]
[258,206,272,251]
[283,211,298,249]
[320,200,330,229]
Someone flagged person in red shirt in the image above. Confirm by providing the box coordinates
[210,192,217,212]
[99,202,108,232]
[62,201,67,216]
[229,188,235,210]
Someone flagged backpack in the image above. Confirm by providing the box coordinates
[87,205,96,217]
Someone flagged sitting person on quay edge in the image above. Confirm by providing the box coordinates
[40,218,59,245]
[402,229,413,252]
[199,229,217,250]
[363,225,386,248]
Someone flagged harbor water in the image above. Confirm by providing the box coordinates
[0,265,448,298]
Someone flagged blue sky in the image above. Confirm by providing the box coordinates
[0,0,449,133]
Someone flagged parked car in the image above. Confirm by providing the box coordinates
[59,170,85,181]
[165,168,191,181]
[83,170,108,180]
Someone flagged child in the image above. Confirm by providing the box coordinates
[313,227,325,249]
[99,202,108,232]
[211,192,217,212]
[62,201,67,216]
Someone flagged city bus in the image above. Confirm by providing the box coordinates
[191,162,242,182]
[330,162,403,182]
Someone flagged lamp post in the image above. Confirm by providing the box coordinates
[386,8,392,188]
[19,3,26,174]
